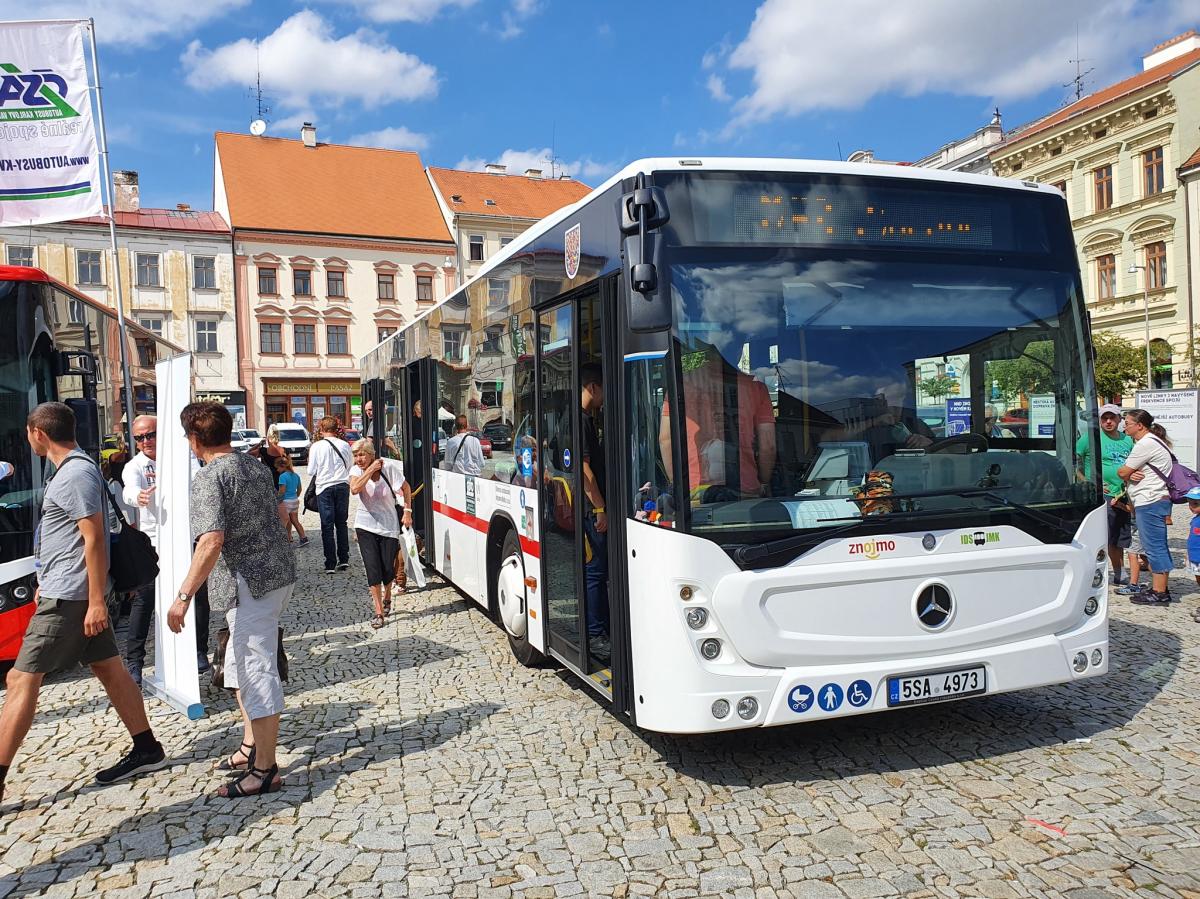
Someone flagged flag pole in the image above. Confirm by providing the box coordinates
[85,18,136,452]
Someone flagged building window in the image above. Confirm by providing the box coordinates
[500,236,513,248]
[1146,241,1167,289]
[416,274,433,302]
[1093,165,1113,212]
[443,326,465,362]
[1097,253,1116,300]
[6,245,33,267]
[294,323,316,354]
[327,324,348,355]
[135,253,160,287]
[137,315,163,336]
[258,267,277,295]
[68,298,85,324]
[1143,146,1164,196]
[487,278,509,308]
[482,324,504,353]
[327,270,345,297]
[193,255,216,289]
[378,327,396,343]
[259,322,282,354]
[469,235,485,262]
[77,249,102,285]
[293,269,312,296]
[194,318,218,354]
[377,273,395,299]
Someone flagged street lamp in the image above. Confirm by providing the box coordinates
[1129,263,1152,387]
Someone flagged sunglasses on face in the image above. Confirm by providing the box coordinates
[133,431,157,443]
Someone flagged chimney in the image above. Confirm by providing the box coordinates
[301,122,317,148]
[1143,30,1200,70]
[484,163,506,175]
[524,168,543,178]
[176,203,191,211]
[112,170,139,213]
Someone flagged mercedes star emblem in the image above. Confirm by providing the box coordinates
[916,584,953,629]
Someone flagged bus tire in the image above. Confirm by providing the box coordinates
[496,529,543,667]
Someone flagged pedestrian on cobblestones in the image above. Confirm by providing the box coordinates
[167,401,295,799]
[309,416,352,574]
[0,403,166,810]
[1118,409,1175,606]
[120,415,159,686]
[349,439,411,628]
[276,455,307,545]
[1078,403,1135,585]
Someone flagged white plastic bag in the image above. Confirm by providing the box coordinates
[401,526,426,588]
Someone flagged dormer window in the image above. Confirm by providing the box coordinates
[451,194,463,203]
[484,199,496,206]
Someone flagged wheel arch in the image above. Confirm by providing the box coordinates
[485,511,519,618]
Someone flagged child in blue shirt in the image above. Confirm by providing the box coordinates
[275,455,308,545]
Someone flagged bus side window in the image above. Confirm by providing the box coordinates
[627,357,674,526]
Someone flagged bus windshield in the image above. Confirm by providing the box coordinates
[666,252,1097,541]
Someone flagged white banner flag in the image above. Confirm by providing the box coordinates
[0,21,103,226]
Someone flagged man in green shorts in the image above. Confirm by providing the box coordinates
[0,403,166,810]
[1077,403,1135,584]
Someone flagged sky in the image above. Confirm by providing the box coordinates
[33,0,1200,211]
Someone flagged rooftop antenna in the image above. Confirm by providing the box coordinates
[247,42,273,134]
[1064,24,1093,103]
[542,122,564,179]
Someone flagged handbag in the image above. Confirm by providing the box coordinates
[211,624,288,690]
[60,456,159,591]
[1143,436,1200,504]
[303,438,348,513]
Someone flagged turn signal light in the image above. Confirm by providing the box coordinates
[1084,597,1099,616]
[700,639,722,660]
[711,699,730,719]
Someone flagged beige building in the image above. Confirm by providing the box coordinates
[991,31,1200,389]
[0,170,239,396]
[214,126,458,431]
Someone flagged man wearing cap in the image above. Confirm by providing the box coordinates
[1077,404,1134,584]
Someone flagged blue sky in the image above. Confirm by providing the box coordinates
[52,0,1198,211]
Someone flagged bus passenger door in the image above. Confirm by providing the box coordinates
[403,358,434,549]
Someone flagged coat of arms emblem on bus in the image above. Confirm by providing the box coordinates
[564,223,581,279]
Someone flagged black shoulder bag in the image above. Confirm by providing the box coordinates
[303,439,348,513]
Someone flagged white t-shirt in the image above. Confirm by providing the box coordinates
[444,432,485,475]
[1125,435,1173,506]
[120,451,157,540]
[351,458,406,537]
[309,436,352,495]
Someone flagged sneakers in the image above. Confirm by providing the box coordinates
[197,652,211,674]
[1115,582,1145,595]
[588,634,611,663]
[1110,572,1129,587]
[324,567,336,574]
[1131,590,1172,606]
[298,537,310,546]
[336,562,350,572]
[95,743,167,785]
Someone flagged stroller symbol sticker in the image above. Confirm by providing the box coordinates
[788,685,814,713]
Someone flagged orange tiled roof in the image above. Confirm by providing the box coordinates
[428,167,591,220]
[215,132,453,243]
[1181,145,1200,173]
[71,207,229,232]
[1003,46,1200,148]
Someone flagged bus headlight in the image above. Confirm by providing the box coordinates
[700,638,722,660]
[1084,597,1099,616]
[1091,649,1103,667]
[1072,652,1088,673]
[12,582,30,602]
[679,585,694,601]
[737,697,758,720]
[685,608,708,630]
[711,699,730,719]
[1092,568,1105,588]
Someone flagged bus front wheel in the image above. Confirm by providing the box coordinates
[496,529,543,667]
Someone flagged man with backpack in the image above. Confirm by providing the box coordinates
[0,403,166,809]
[309,416,352,574]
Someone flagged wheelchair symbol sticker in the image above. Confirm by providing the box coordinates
[788,685,815,713]
[847,679,872,708]
[818,683,843,712]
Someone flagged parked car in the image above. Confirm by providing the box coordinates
[482,421,513,450]
[1000,407,1029,437]
[230,429,253,453]
[342,429,361,443]
[270,422,313,464]
[241,428,264,449]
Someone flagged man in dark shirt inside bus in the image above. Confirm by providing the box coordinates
[580,363,610,662]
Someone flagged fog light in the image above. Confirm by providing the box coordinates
[737,696,758,720]
[11,583,30,601]
[1092,568,1104,588]
[679,585,694,601]
[1072,651,1088,673]
[700,638,722,660]
[1084,596,1099,616]
[1091,649,1103,667]
[685,607,708,630]
[711,699,730,719]
[1096,549,1106,562]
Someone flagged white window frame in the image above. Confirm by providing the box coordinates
[136,252,161,288]
[326,323,349,355]
[77,249,103,286]
[443,326,466,361]
[137,315,164,336]
[6,245,34,267]
[468,234,485,262]
[193,317,219,354]
[193,255,216,290]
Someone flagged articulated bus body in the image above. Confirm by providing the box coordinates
[361,158,1108,734]
[0,265,181,662]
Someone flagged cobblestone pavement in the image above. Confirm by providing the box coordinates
[1,509,1199,899]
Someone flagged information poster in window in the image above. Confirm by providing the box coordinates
[1030,395,1056,437]
[945,398,971,436]
[1136,389,1199,470]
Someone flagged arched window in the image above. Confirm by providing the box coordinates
[1150,338,1173,389]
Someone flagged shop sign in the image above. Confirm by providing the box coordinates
[265,380,359,395]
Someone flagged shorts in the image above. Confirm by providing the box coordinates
[1106,502,1132,549]
[283,499,299,514]
[15,596,120,674]
[357,528,400,587]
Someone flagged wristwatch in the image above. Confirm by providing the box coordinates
[176,591,192,604]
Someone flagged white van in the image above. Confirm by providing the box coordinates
[269,422,312,465]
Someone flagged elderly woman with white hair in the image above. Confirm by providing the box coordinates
[349,438,411,628]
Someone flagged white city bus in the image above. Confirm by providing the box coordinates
[361,158,1108,734]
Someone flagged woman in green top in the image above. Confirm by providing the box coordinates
[1076,404,1135,584]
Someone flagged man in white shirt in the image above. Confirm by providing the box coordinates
[309,416,352,573]
[120,416,158,686]
[444,415,484,476]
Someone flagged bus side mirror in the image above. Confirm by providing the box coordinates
[623,231,671,332]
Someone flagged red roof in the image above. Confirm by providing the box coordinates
[69,207,230,233]
[1004,45,1200,148]
[428,167,591,219]
[1181,145,1200,173]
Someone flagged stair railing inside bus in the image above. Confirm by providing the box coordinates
[620,174,671,332]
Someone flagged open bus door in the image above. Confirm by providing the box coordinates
[401,358,434,553]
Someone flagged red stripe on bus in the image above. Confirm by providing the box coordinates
[431,500,541,558]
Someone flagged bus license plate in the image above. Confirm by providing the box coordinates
[887,666,986,707]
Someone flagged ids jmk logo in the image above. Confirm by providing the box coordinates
[848,538,896,560]
[0,65,79,122]
[961,530,1001,547]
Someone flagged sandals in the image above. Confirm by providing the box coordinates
[370,615,385,629]
[216,741,255,772]
[220,763,281,799]
[383,598,393,615]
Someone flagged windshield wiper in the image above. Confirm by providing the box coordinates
[973,489,1076,538]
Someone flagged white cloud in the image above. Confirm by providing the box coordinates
[346,126,431,151]
[318,0,476,23]
[497,0,540,40]
[706,74,730,103]
[182,11,438,111]
[39,0,247,48]
[455,147,614,184]
[724,0,1197,124]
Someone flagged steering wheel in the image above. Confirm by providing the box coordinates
[926,432,989,454]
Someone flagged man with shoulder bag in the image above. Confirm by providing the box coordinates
[307,417,352,574]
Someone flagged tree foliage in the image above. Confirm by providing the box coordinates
[918,374,957,400]
[1092,331,1146,399]
[987,340,1056,399]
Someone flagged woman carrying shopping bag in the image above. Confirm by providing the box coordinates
[348,439,410,628]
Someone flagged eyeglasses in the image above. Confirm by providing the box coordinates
[133,431,157,443]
